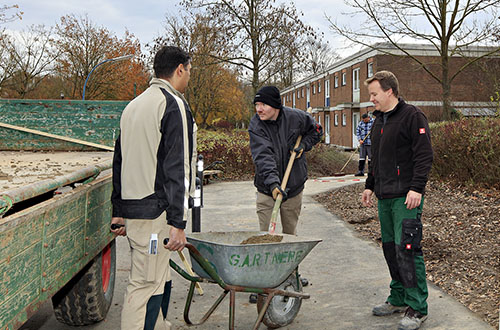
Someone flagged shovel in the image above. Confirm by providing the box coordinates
[269,135,302,235]
[333,130,371,176]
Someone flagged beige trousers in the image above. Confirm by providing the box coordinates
[121,214,172,330]
[256,191,303,235]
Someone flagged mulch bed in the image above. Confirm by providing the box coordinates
[314,180,499,327]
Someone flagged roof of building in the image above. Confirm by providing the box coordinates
[281,42,500,94]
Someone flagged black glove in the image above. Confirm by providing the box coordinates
[292,142,305,159]
[270,182,288,201]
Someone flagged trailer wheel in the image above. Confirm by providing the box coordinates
[52,240,116,325]
[256,272,303,329]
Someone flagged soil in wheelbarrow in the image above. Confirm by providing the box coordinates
[240,234,283,244]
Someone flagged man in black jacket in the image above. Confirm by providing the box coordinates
[249,86,322,236]
[361,71,433,330]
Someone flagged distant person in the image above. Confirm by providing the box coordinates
[355,113,374,176]
[111,45,196,330]
[247,85,322,302]
[361,71,433,330]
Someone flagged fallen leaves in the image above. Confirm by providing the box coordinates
[314,180,499,327]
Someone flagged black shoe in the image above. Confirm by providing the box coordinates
[354,171,364,176]
[300,277,309,287]
[249,293,257,304]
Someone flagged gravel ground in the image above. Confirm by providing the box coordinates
[314,180,499,328]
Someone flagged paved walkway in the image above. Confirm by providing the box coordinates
[20,176,492,330]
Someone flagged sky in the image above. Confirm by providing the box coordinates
[6,0,357,57]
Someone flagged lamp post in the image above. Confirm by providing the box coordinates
[82,54,134,100]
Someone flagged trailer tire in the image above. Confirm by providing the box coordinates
[256,271,303,329]
[52,240,116,326]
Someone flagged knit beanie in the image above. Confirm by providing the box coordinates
[254,86,282,109]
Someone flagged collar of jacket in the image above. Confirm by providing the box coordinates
[373,97,406,118]
[150,78,188,104]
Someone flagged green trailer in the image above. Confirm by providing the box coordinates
[0,156,116,329]
[0,99,124,329]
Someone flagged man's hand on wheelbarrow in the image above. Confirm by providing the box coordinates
[164,227,187,251]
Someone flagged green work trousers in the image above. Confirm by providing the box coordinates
[378,197,428,315]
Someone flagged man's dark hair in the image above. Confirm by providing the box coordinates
[364,70,399,97]
[153,46,191,79]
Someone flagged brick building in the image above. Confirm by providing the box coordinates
[281,42,499,148]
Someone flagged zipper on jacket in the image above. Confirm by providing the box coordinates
[397,165,401,190]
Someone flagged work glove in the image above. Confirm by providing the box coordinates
[291,142,305,159]
[270,182,287,201]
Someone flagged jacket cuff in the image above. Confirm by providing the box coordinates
[168,219,187,230]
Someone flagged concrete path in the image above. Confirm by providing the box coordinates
[20,176,492,330]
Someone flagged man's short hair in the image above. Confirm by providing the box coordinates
[362,113,369,119]
[365,70,399,97]
[153,46,191,79]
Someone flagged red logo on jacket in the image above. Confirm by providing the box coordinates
[419,128,426,134]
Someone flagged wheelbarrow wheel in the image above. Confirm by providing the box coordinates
[256,272,303,328]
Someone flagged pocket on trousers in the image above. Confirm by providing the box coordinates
[146,253,158,282]
[402,217,423,252]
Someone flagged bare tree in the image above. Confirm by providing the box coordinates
[180,0,315,95]
[0,4,22,25]
[149,13,248,127]
[54,14,144,100]
[328,0,500,120]
[1,25,60,98]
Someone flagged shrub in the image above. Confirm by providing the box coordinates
[197,129,254,180]
[307,144,358,177]
[430,118,500,189]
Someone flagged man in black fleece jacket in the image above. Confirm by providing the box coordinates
[361,71,433,330]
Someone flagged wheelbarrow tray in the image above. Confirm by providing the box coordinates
[187,231,321,288]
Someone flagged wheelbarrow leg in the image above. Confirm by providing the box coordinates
[229,289,236,330]
[184,281,229,325]
[252,292,276,330]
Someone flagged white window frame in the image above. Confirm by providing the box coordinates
[367,62,374,77]
[334,113,339,126]
[318,81,321,93]
[313,84,316,94]
[341,72,346,86]
[301,88,304,98]
[297,90,300,99]
[342,113,347,126]
[353,68,360,91]
[334,76,339,88]
[325,79,330,107]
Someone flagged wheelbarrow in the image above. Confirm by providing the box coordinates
[165,231,321,329]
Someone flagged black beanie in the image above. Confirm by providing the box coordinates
[254,86,282,109]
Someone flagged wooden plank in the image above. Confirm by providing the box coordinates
[0,122,114,151]
[43,194,86,236]
[0,242,41,303]
[0,276,41,329]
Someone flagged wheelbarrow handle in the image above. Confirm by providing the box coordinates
[163,238,227,288]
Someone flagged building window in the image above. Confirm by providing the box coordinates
[342,72,347,86]
[318,81,321,93]
[334,76,338,88]
[353,68,360,91]
[367,62,374,77]
[342,113,347,126]
[282,97,285,105]
[297,90,300,99]
[325,79,330,107]
[301,88,304,98]
[334,113,338,126]
[313,83,316,94]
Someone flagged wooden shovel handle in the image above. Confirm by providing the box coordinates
[269,135,302,234]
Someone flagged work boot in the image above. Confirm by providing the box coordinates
[249,293,258,304]
[354,171,364,176]
[398,307,428,330]
[372,301,407,316]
